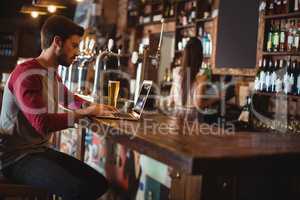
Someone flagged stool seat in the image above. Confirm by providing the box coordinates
[0,176,50,200]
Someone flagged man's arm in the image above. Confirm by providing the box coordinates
[13,73,116,136]
[56,74,89,109]
[13,74,73,135]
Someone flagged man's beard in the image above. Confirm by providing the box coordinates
[57,50,71,67]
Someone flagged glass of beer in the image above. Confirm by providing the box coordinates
[108,80,120,108]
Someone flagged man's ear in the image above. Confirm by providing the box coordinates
[53,36,63,48]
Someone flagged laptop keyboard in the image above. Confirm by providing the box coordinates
[113,112,133,118]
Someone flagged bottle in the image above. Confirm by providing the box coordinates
[207,33,212,56]
[265,60,273,92]
[169,4,174,17]
[278,59,284,78]
[259,58,268,91]
[188,1,197,23]
[198,26,203,38]
[257,59,263,77]
[294,0,299,11]
[296,62,300,95]
[279,20,287,51]
[283,60,291,94]
[202,32,208,56]
[271,60,278,92]
[238,96,253,129]
[275,0,282,13]
[291,60,297,94]
[286,22,294,51]
[292,20,300,51]
[256,59,263,91]
[295,20,300,51]
[282,0,288,13]
[294,60,300,94]
[267,21,274,52]
[272,20,280,51]
[275,59,284,93]
[267,0,275,15]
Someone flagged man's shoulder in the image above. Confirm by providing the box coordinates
[8,59,45,91]
[13,59,43,72]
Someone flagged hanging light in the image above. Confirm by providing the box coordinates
[33,0,67,10]
[31,11,39,18]
[20,5,47,17]
[47,5,57,13]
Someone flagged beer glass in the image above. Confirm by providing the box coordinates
[108,80,120,107]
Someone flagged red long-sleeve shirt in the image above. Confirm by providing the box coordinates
[8,59,87,135]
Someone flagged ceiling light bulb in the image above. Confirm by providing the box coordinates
[47,5,57,13]
[76,0,84,2]
[31,11,39,18]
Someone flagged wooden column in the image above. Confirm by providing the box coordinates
[170,170,203,200]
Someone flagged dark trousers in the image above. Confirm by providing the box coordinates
[2,148,108,200]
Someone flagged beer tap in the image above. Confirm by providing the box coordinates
[131,44,150,103]
[145,18,165,68]
[91,38,120,99]
[130,19,165,102]
[92,50,104,98]
[154,18,164,67]
[77,37,96,94]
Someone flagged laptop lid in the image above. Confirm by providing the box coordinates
[132,80,152,116]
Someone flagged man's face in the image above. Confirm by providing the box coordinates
[57,35,81,66]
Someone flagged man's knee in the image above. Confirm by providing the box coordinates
[79,174,109,199]
[93,175,109,198]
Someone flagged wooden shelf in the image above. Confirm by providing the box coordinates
[262,51,300,56]
[264,11,300,20]
[195,17,214,23]
[254,91,300,100]
[176,23,196,29]
[138,17,175,26]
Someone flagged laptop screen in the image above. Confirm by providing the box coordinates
[133,81,152,115]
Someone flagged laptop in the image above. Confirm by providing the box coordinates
[96,80,153,120]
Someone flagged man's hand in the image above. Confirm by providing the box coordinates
[83,104,118,116]
[74,103,118,121]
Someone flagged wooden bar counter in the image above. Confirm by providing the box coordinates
[81,112,300,200]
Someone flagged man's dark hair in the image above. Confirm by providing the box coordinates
[41,15,84,50]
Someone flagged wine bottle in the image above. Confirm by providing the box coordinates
[260,58,268,91]
[238,96,253,129]
[279,20,287,51]
[267,21,274,52]
[294,0,299,11]
[267,0,275,15]
[271,60,278,92]
[282,0,288,13]
[287,20,294,51]
[272,20,280,52]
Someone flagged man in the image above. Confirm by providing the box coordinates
[0,15,114,199]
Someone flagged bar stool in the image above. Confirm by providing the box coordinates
[0,176,50,200]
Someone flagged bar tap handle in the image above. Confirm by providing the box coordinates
[108,38,114,52]
[117,49,121,68]
[131,51,140,65]
[79,40,85,58]
[133,46,150,103]
[157,18,165,56]
[92,50,102,97]
[88,38,96,56]
[77,59,88,94]
[154,18,165,68]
